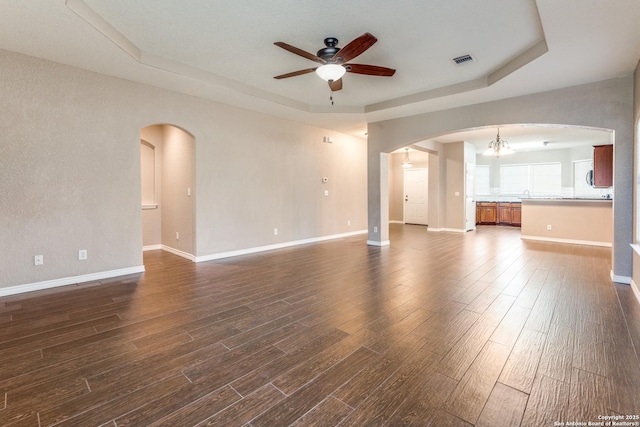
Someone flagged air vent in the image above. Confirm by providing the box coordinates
[451,54,476,66]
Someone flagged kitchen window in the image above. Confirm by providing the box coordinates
[475,165,491,195]
[499,162,561,196]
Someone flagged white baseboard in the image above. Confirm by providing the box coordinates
[440,228,468,233]
[367,240,390,247]
[427,228,468,233]
[161,245,196,262]
[0,265,145,298]
[144,244,195,261]
[631,279,640,305]
[521,235,612,248]
[389,220,405,224]
[196,230,367,262]
[611,270,632,285]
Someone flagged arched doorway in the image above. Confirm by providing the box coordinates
[380,124,614,237]
[140,124,196,260]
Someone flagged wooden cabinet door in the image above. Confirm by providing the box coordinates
[511,205,522,226]
[479,203,497,224]
[498,203,511,224]
[593,145,613,187]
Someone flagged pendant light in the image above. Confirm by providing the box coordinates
[483,128,515,158]
[402,148,413,168]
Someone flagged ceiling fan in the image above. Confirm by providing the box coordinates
[273,33,396,92]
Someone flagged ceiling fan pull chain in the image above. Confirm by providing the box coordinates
[329,90,334,105]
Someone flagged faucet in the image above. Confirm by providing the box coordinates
[523,189,530,198]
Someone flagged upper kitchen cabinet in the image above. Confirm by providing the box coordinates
[593,144,613,187]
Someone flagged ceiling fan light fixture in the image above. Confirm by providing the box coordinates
[274,33,395,93]
[315,64,346,82]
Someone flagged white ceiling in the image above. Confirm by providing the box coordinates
[1,0,639,142]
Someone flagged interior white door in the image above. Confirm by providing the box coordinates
[404,168,428,225]
[465,162,476,231]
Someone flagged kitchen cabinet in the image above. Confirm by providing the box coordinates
[498,203,511,225]
[497,202,521,226]
[511,204,521,226]
[477,202,497,224]
[593,144,613,187]
[476,202,521,226]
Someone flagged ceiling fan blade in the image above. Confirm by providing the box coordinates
[274,68,317,79]
[328,78,343,91]
[332,33,377,63]
[274,42,326,64]
[346,64,396,76]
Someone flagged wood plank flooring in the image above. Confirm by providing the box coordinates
[1,224,639,426]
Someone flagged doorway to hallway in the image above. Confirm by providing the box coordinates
[140,124,196,260]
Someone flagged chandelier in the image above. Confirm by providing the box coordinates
[483,128,515,158]
[401,148,413,168]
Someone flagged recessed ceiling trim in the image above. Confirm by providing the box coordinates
[66,0,548,117]
[66,0,311,112]
[366,38,548,114]
[65,0,141,61]
[488,39,548,85]
[365,77,488,113]
[140,51,312,111]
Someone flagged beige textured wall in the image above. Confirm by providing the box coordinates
[161,125,195,255]
[521,201,613,245]
[0,49,367,289]
[443,142,466,230]
[428,154,441,229]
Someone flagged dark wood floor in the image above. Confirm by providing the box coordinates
[1,225,639,426]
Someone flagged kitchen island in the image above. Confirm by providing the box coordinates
[520,198,613,247]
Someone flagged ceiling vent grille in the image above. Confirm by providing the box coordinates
[451,54,476,66]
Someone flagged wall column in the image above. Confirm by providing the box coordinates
[367,151,390,246]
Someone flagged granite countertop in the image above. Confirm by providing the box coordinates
[475,197,522,203]
[520,197,613,204]
[476,196,612,203]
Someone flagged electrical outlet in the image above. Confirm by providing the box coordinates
[547,224,552,231]
[347,220,351,226]
[78,249,87,260]
[374,226,378,233]
[274,228,278,235]
[34,255,43,266]
[176,231,180,240]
